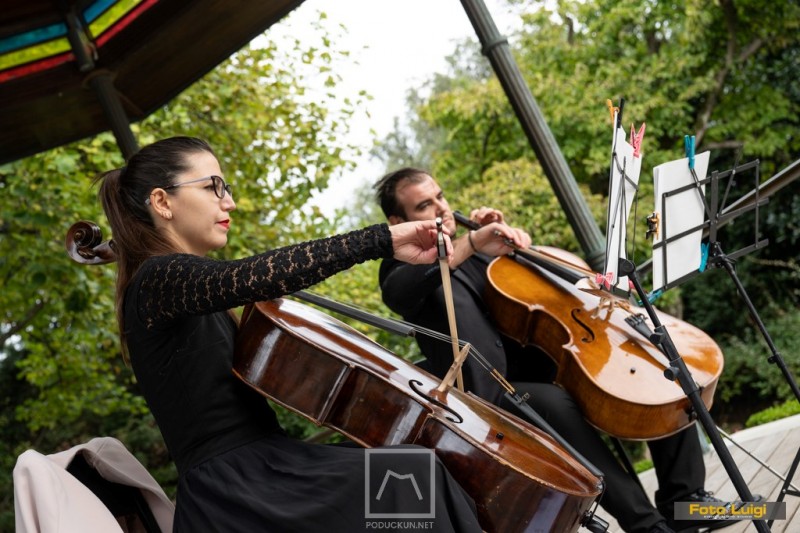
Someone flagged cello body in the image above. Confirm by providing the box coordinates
[233,298,602,533]
[485,254,724,440]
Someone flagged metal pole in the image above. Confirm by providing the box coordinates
[86,71,139,160]
[65,10,139,160]
[459,0,605,270]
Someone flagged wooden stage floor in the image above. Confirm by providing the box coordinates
[591,414,800,532]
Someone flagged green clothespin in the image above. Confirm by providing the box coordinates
[684,135,696,169]
[699,242,709,272]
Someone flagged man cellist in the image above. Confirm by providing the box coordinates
[374,167,746,533]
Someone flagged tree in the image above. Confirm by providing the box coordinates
[0,11,368,522]
[380,0,798,203]
[373,0,799,422]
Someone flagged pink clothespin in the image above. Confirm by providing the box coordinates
[595,272,615,290]
[630,123,646,158]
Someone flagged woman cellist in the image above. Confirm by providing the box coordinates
[375,167,741,533]
[94,137,483,532]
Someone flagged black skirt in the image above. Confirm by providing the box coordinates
[174,433,482,532]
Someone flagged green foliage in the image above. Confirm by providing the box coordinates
[2,0,798,522]
[0,347,33,529]
[457,158,605,252]
[373,0,799,432]
[714,311,800,407]
[681,179,800,337]
[1,11,365,514]
[0,133,138,434]
[746,399,800,428]
[520,0,799,182]
[635,458,654,474]
[378,0,799,235]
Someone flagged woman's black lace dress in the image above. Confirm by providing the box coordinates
[123,224,480,532]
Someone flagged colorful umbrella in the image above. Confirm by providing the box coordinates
[0,0,303,164]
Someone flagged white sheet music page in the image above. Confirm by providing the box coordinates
[651,151,710,291]
[604,124,642,291]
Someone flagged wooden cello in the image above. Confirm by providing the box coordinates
[454,212,724,441]
[234,298,602,533]
[65,220,603,533]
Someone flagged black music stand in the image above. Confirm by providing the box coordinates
[702,163,800,529]
[622,157,794,532]
[602,97,643,295]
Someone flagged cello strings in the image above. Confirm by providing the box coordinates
[299,292,517,395]
[415,326,516,394]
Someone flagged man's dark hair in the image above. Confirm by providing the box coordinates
[373,167,431,219]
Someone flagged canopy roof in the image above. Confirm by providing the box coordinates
[0,0,304,165]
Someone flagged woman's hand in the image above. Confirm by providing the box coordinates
[389,220,453,265]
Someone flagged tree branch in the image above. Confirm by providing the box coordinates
[565,16,575,46]
[695,0,737,146]
[0,300,46,347]
[738,38,763,63]
[752,257,800,275]
[694,0,764,146]
[704,140,745,150]
[480,113,499,174]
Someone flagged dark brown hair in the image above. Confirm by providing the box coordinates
[373,167,431,219]
[96,136,215,351]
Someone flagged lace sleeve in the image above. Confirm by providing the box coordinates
[131,224,393,329]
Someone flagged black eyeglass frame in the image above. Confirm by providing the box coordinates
[145,175,232,205]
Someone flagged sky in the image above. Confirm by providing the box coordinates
[266,0,523,216]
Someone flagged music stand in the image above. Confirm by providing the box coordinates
[623,154,790,532]
[601,99,643,293]
[651,158,768,292]
[661,158,800,528]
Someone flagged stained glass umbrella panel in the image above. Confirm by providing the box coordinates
[0,0,304,165]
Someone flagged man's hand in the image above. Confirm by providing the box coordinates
[469,206,505,226]
[466,206,531,256]
[471,222,532,256]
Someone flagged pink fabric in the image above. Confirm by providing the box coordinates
[13,437,174,532]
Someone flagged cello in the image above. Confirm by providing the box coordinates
[454,212,724,441]
[66,221,604,533]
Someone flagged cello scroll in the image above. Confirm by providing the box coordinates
[65,220,117,265]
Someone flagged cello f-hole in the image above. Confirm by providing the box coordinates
[570,309,595,343]
[409,379,464,423]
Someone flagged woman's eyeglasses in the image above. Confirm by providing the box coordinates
[145,175,232,205]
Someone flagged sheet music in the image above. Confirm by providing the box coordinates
[604,124,642,290]
[652,151,710,291]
